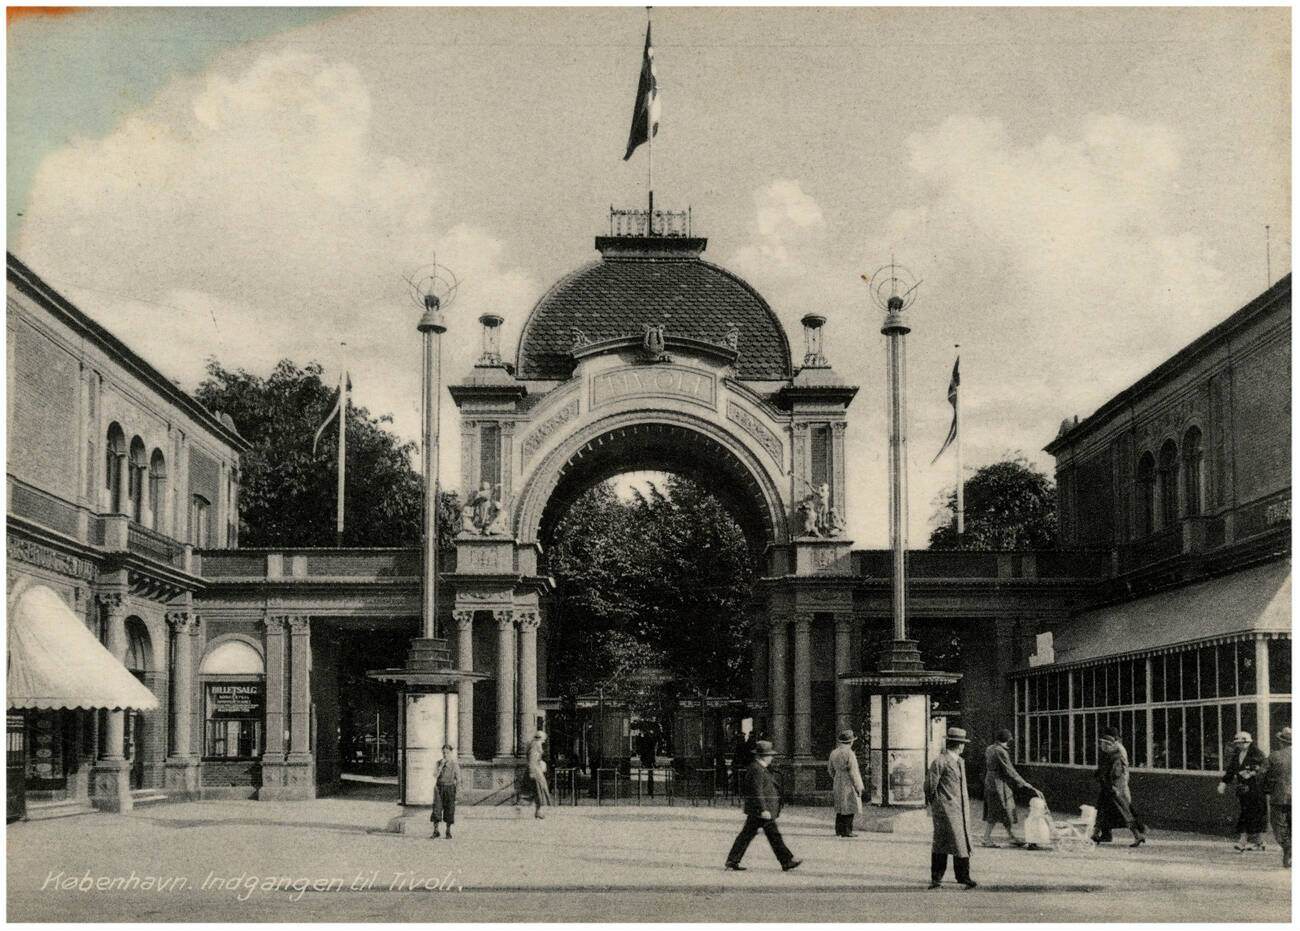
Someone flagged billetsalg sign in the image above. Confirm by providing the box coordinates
[207,682,263,718]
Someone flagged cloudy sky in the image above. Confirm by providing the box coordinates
[9,7,1290,547]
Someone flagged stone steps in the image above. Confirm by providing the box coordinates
[130,789,169,808]
[23,798,97,821]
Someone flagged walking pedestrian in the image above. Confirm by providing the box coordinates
[827,730,864,837]
[429,744,460,839]
[527,730,553,819]
[1219,730,1268,851]
[1264,727,1291,868]
[981,728,1037,848]
[724,740,801,872]
[1091,725,1147,847]
[925,727,978,890]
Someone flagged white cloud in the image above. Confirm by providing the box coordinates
[17,47,539,481]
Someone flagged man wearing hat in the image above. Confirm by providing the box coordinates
[1264,727,1291,868]
[1092,724,1146,847]
[827,730,865,837]
[724,740,801,872]
[924,727,977,889]
[1218,730,1268,851]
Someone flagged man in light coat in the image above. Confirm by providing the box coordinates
[1264,727,1291,868]
[827,729,865,837]
[925,726,977,889]
[981,728,1038,848]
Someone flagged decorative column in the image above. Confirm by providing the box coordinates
[260,614,288,801]
[516,609,541,753]
[494,609,516,761]
[93,592,131,812]
[164,610,200,796]
[793,614,813,759]
[768,617,790,755]
[283,615,314,797]
[834,615,853,734]
[453,610,476,759]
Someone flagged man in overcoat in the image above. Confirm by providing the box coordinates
[1264,727,1292,867]
[981,728,1037,847]
[1092,725,1146,846]
[827,730,865,837]
[725,740,801,872]
[1219,730,1269,850]
[924,726,977,889]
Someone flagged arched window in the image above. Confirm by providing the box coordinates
[1136,452,1156,537]
[124,619,151,676]
[1157,439,1179,530]
[128,437,147,523]
[1182,427,1203,517]
[200,639,265,760]
[105,424,126,513]
[148,450,167,532]
[191,495,211,548]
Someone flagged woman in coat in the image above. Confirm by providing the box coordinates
[981,728,1037,847]
[527,730,553,819]
[1092,725,1147,847]
[924,727,977,889]
[826,730,864,837]
[1219,730,1268,851]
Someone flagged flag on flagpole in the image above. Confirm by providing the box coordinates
[931,356,960,464]
[623,23,660,161]
[312,372,351,455]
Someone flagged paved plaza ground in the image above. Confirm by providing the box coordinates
[6,792,1292,923]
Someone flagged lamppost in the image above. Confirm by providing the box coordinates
[371,264,485,828]
[840,262,960,811]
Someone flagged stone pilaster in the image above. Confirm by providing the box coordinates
[284,615,315,798]
[93,592,131,812]
[768,617,790,755]
[834,614,853,734]
[792,613,813,759]
[494,609,516,761]
[516,609,540,753]
[453,610,475,758]
[258,614,288,799]
[163,610,200,797]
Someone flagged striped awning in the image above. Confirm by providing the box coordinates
[7,585,159,711]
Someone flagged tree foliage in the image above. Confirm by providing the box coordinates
[929,456,1058,551]
[547,475,756,711]
[195,358,458,551]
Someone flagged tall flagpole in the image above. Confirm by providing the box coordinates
[336,372,347,546]
[954,348,964,541]
[646,6,654,233]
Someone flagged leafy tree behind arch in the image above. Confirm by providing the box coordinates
[930,456,1058,551]
[194,358,458,551]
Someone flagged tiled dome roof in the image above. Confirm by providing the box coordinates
[515,243,792,381]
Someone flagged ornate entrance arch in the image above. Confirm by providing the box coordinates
[444,221,858,788]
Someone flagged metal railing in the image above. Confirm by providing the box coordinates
[609,207,691,238]
[544,764,736,807]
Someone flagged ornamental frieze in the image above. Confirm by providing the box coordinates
[7,537,96,581]
[521,397,580,463]
[726,401,784,468]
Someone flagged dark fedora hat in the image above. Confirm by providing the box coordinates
[754,739,777,757]
[837,730,856,744]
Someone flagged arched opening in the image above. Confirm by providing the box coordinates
[123,619,152,790]
[104,423,126,513]
[1182,427,1203,517]
[1157,439,1179,530]
[1136,452,1156,537]
[148,449,167,533]
[199,638,265,763]
[127,437,147,524]
[190,494,211,548]
[522,418,780,792]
